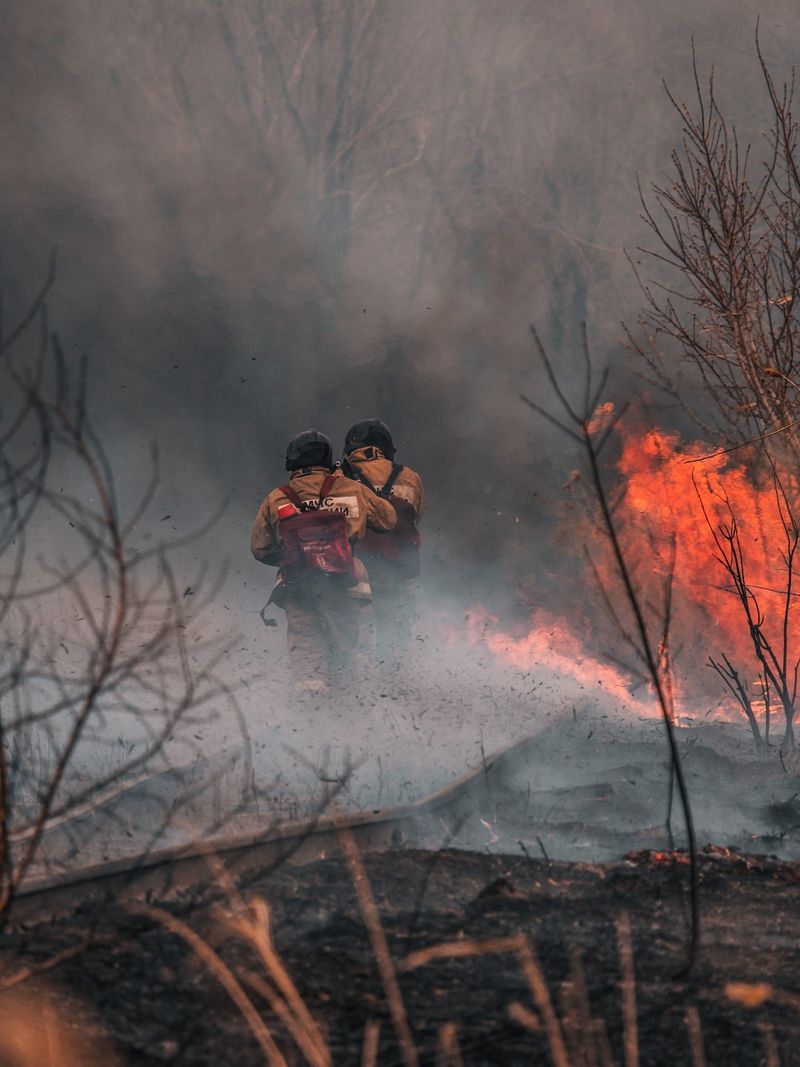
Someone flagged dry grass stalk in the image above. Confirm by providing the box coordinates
[241,970,305,1038]
[230,897,330,1067]
[560,980,583,1066]
[592,1018,617,1067]
[176,845,330,1066]
[135,903,288,1067]
[360,1019,381,1067]
[337,822,419,1067]
[437,1021,464,1066]
[399,935,524,971]
[569,949,598,1067]
[615,912,639,1067]
[759,1021,781,1067]
[179,843,330,1064]
[507,1001,543,1031]
[401,932,570,1065]
[242,969,329,1067]
[516,936,571,1067]
[685,1004,706,1067]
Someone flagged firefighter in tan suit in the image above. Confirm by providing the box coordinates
[342,419,424,665]
[251,429,396,694]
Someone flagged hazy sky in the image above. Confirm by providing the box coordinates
[3,0,799,584]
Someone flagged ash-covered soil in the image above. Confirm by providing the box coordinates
[3,846,799,1065]
[28,716,800,884]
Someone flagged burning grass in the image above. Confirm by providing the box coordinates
[463,416,800,750]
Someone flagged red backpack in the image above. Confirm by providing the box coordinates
[347,463,421,579]
[278,475,356,581]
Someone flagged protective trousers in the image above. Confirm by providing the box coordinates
[283,579,360,690]
[364,558,416,664]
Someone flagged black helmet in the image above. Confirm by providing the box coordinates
[284,429,334,471]
[344,418,396,459]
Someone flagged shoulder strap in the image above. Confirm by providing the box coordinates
[344,459,404,498]
[280,474,338,510]
[280,483,302,508]
[382,463,405,496]
[318,473,338,502]
[347,464,380,495]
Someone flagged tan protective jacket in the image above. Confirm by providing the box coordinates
[344,447,425,521]
[250,465,397,571]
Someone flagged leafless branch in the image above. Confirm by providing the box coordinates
[527,324,700,973]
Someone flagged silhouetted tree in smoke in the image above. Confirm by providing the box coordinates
[0,259,248,924]
[629,39,800,753]
[95,3,605,359]
[630,37,800,463]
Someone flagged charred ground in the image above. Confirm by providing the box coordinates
[3,845,798,1066]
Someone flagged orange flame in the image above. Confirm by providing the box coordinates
[611,421,800,685]
[465,413,800,725]
[465,606,658,717]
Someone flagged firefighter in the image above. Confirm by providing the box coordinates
[250,429,397,694]
[342,419,425,664]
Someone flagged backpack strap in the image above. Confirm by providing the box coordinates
[381,463,404,496]
[280,483,303,508]
[318,473,338,502]
[343,458,376,494]
[280,473,338,511]
[344,459,405,498]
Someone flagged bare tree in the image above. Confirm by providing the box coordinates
[0,262,247,923]
[630,38,800,463]
[627,39,800,754]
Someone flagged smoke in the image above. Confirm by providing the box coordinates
[5,1,800,865]
[4,2,798,532]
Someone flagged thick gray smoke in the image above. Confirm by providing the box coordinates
[4,1,800,868]
[4,2,798,557]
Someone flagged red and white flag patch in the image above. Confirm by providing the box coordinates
[278,502,299,519]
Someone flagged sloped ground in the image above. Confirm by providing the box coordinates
[27,716,800,883]
[448,723,800,863]
[2,846,798,1065]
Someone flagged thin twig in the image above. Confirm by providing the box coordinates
[360,1020,381,1067]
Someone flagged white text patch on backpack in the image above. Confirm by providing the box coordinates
[320,495,359,518]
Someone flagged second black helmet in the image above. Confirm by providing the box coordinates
[284,429,334,471]
[344,418,396,459]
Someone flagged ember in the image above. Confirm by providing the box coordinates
[630,850,692,866]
